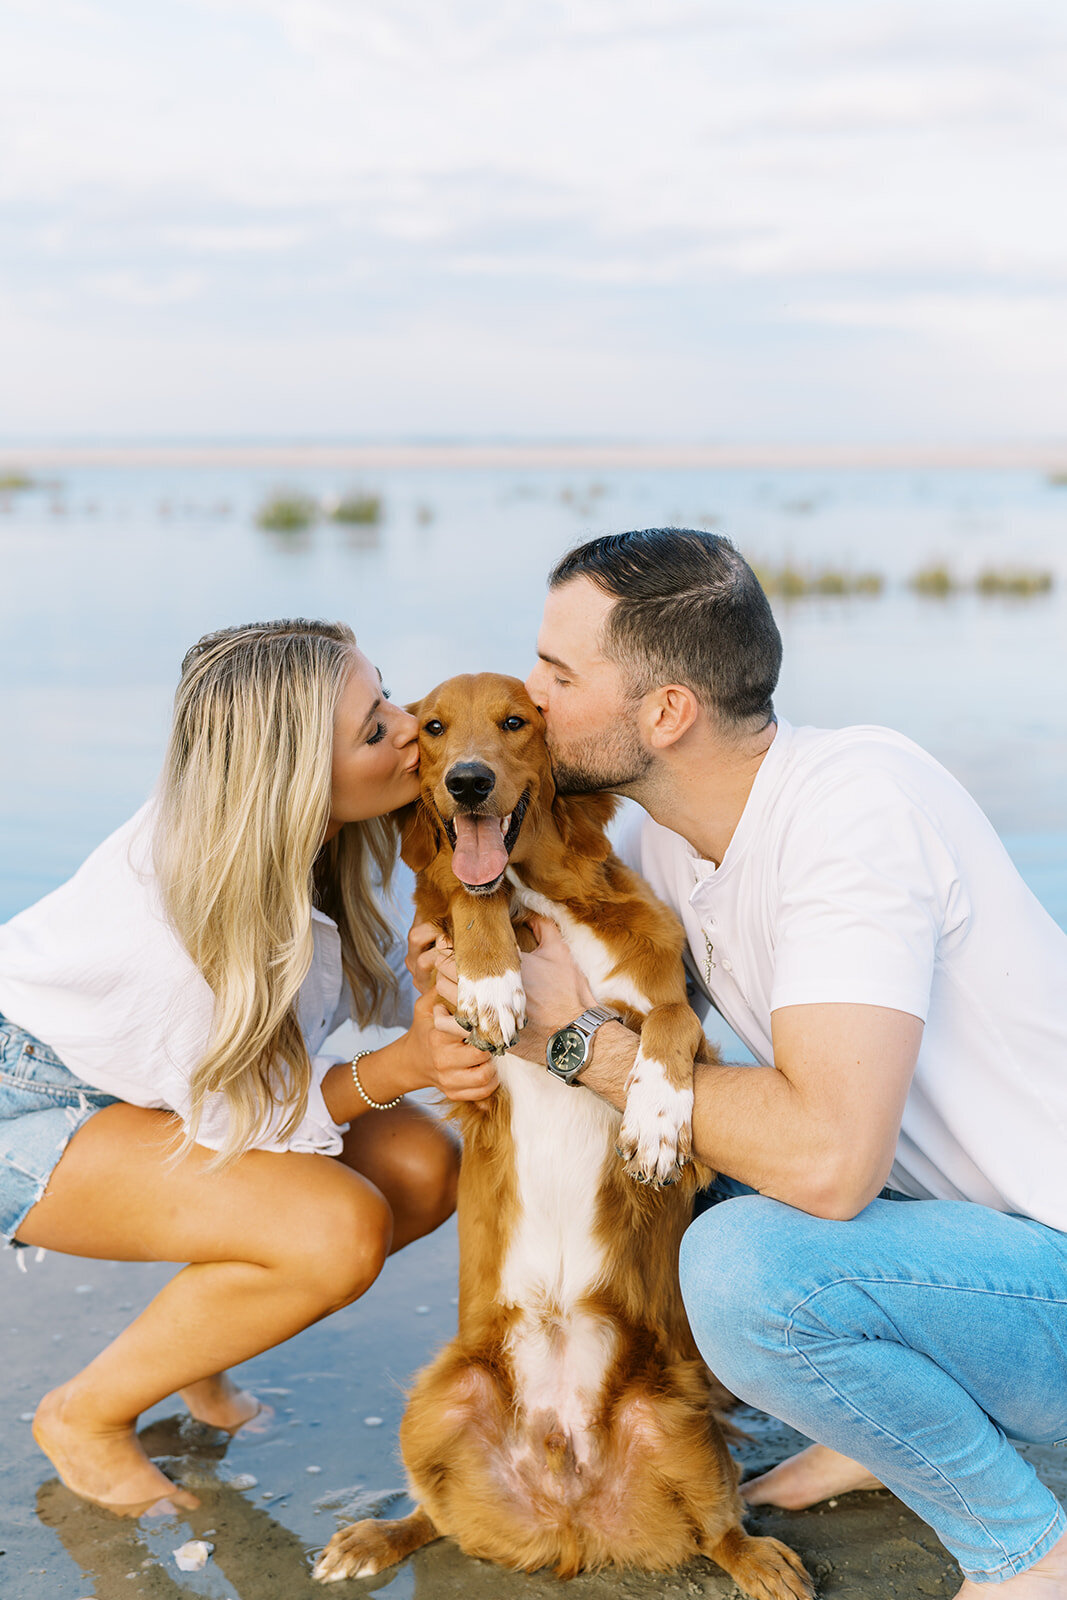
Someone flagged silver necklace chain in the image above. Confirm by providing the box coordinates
[692,863,716,982]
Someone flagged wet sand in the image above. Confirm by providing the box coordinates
[4,1225,1064,1600]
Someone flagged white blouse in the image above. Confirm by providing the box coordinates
[0,804,416,1155]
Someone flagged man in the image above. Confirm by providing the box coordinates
[511,527,1067,1598]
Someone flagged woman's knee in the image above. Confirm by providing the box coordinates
[348,1107,460,1243]
[404,1117,460,1236]
[275,1169,394,1311]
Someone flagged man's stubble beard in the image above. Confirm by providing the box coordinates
[547,716,654,797]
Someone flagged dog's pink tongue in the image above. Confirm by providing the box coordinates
[452,815,508,886]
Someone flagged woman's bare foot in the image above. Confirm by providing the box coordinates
[742,1443,884,1509]
[954,1527,1067,1597]
[33,1383,199,1513]
[179,1372,267,1432]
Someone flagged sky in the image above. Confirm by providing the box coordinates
[1,0,1065,443]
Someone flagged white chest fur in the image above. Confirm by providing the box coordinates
[494,875,649,1448]
[497,1051,619,1450]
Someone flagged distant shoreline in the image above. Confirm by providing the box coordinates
[3,442,1067,472]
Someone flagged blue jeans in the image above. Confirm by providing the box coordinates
[679,1194,1067,1583]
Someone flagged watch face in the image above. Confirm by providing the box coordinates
[548,1027,585,1075]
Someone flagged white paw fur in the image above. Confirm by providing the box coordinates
[617,1051,694,1186]
[457,968,527,1050]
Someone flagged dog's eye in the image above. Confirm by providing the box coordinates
[424,719,445,737]
[502,716,526,732]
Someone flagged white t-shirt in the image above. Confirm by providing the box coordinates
[621,719,1067,1231]
[0,804,416,1156]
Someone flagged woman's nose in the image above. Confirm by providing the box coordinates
[396,707,420,744]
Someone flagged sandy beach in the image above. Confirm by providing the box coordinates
[3,1221,1064,1600]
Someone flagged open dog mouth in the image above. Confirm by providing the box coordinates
[442,789,530,894]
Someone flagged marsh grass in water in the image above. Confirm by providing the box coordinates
[751,562,1056,603]
[255,489,319,532]
[909,564,1055,599]
[976,568,1054,596]
[909,564,958,597]
[329,491,383,526]
[0,468,35,491]
[753,563,884,599]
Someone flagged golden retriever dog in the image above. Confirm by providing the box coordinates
[315,674,811,1599]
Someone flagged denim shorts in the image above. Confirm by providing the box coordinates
[0,1011,119,1246]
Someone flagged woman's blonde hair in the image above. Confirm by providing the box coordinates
[154,618,399,1163]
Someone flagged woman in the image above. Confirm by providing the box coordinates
[0,618,496,1514]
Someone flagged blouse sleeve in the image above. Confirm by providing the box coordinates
[189,1054,350,1157]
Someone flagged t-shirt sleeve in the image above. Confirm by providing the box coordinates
[770,772,961,1020]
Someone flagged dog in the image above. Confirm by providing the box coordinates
[314,674,812,1598]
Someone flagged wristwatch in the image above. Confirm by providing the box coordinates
[545,1006,620,1085]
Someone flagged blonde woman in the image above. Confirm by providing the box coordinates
[0,619,496,1513]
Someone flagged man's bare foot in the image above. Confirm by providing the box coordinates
[954,1527,1067,1597]
[33,1384,199,1513]
[742,1443,884,1509]
[179,1373,268,1433]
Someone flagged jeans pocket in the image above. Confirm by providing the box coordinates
[0,1033,103,1113]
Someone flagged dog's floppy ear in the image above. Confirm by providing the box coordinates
[551,792,618,862]
[398,801,440,873]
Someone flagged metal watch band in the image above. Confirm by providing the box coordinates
[570,1005,620,1039]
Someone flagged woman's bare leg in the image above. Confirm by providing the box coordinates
[178,1371,264,1432]
[337,1097,460,1252]
[176,1102,459,1433]
[18,1102,393,1510]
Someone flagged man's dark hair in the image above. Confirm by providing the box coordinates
[549,528,782,729]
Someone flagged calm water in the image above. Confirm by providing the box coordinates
[2,462,1066,1600]
[2,463,1066,922]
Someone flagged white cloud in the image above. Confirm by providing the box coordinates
[87,269,206,306]
[0,0,1064,438]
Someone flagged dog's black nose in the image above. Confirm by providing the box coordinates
[445,762,496,805]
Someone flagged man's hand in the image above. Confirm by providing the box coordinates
[506,915,595,1063]
[520,915,594,1027]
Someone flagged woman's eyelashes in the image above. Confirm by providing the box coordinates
[366,720,387,746]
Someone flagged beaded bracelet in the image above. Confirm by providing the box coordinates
[350,1048,403,1111]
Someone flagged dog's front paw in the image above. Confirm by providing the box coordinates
[616,1053,694,1187]
[314,1519,400,1582]
[455,969,526,1054]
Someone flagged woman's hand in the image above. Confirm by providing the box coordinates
[408,990,498,1102]
[406,922,441,995]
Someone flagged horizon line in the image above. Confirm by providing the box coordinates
[3,439,1067,472]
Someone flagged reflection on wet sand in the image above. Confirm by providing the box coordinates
[37,1423,330,1600]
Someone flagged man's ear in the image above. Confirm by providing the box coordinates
[644,684,700,750]
[399,801,440,873]
[551,791,618,862]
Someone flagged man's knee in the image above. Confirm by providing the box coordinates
[679,1194,810,1393]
